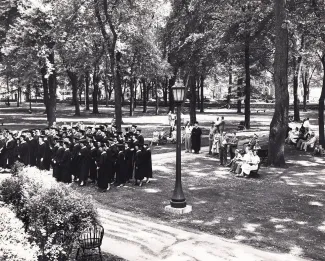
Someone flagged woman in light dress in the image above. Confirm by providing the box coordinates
[237,148,260,177]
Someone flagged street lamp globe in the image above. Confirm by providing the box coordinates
[172,80,185,104]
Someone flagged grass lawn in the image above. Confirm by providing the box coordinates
[1,102,324,260]
[71,146,325,261]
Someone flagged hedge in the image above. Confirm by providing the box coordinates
[0,202,39,261]
[0,165,98,261]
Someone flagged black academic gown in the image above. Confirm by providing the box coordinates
[124,148,134,180]
[79,146,90,183]
[89,147,98,181]
[137,134,144,146]
[19,141,30,165]
[191,127,202,153]
[4,139,16,168]
[60,149,72,183]
[29,137,38,166]
[0,139,5,168]
[116,151,127,185]
[71,143,81,178]
[144,147,153,179]
[106,149,115,183]
[97,151,109,190]
[134,149,145,180]
[38,142,51,170]
[54,147,65,181]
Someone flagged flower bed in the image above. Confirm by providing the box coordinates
[0,165,98,261]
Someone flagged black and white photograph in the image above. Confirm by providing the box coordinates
[0,0,324,260]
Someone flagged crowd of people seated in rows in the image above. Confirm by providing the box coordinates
[286,118,323,155]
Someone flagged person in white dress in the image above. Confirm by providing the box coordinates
[237,148,260,177]
[184,122,193,153]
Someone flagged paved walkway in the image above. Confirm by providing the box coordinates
[98,206,306,261]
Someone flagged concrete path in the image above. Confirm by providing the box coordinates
[98,206,306,261]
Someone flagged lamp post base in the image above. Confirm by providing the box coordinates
[165,205,192,215]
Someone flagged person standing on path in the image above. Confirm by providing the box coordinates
[191,121,202,154]
[219,131,228,166]
[208,121,217,155]
[219,116,225,133]
[184,121,192,153]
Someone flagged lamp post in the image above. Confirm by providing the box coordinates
[170,80,186,209]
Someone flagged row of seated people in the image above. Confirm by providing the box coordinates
[228,146,261,178]
[285,124,321,154]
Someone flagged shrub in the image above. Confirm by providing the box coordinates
[11,161,25,176]
[0,202,39,261]
[0,166,98,261]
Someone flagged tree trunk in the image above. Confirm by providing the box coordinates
[103,78,109,107]
[85,71,90,110]
[142,78,147,113]
[168,71,177,113]
[189,72,197,124]
[110,50,122,131]
[163,76,168,107]
[121,80,126,106]
[237,78,242,113]
[302,71,308,112]
[228,66,232,104]
[134,79,137,109]
[41,65,49,117]
[108,76,113,101]
[67,70,80,116]
[129,78,134,116]
[268,0,289,167]
[47,49,57,126]
[200,75,204,113]
[293,55,302,121]
[155,80,159,115]
[92,66,99,114]
[319,55,325,146]
[244,35,251,129]
[197,77,200,110]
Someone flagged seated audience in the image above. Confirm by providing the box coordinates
[300,132,317,151]
[228,149,242,172]
[227,132,238,159]
[152,129,160,145]
[237,147,260,177]
[314,145,325,156]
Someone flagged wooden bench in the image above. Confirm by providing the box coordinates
[257,149,268,165]
[249,162,262,178]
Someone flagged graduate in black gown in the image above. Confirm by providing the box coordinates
[191,121,202,154]
[18,135,30,166]
[134,143,145,186]
[60,141,72,183]
[97,144,110,192]
[54,141,65,181]
[115,144,127,187]
[78,140,90,186]
[4,133,17,169]
[143,143,153,183]
[124,142,134,182]
[38,136,51,171]
[51,139,59,179]
[0,132,5,169]
[71,137,81,181]
[89,141,98,183]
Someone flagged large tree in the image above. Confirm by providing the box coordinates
[268,0,289,167]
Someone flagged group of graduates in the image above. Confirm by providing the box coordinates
[0,123,153,191]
